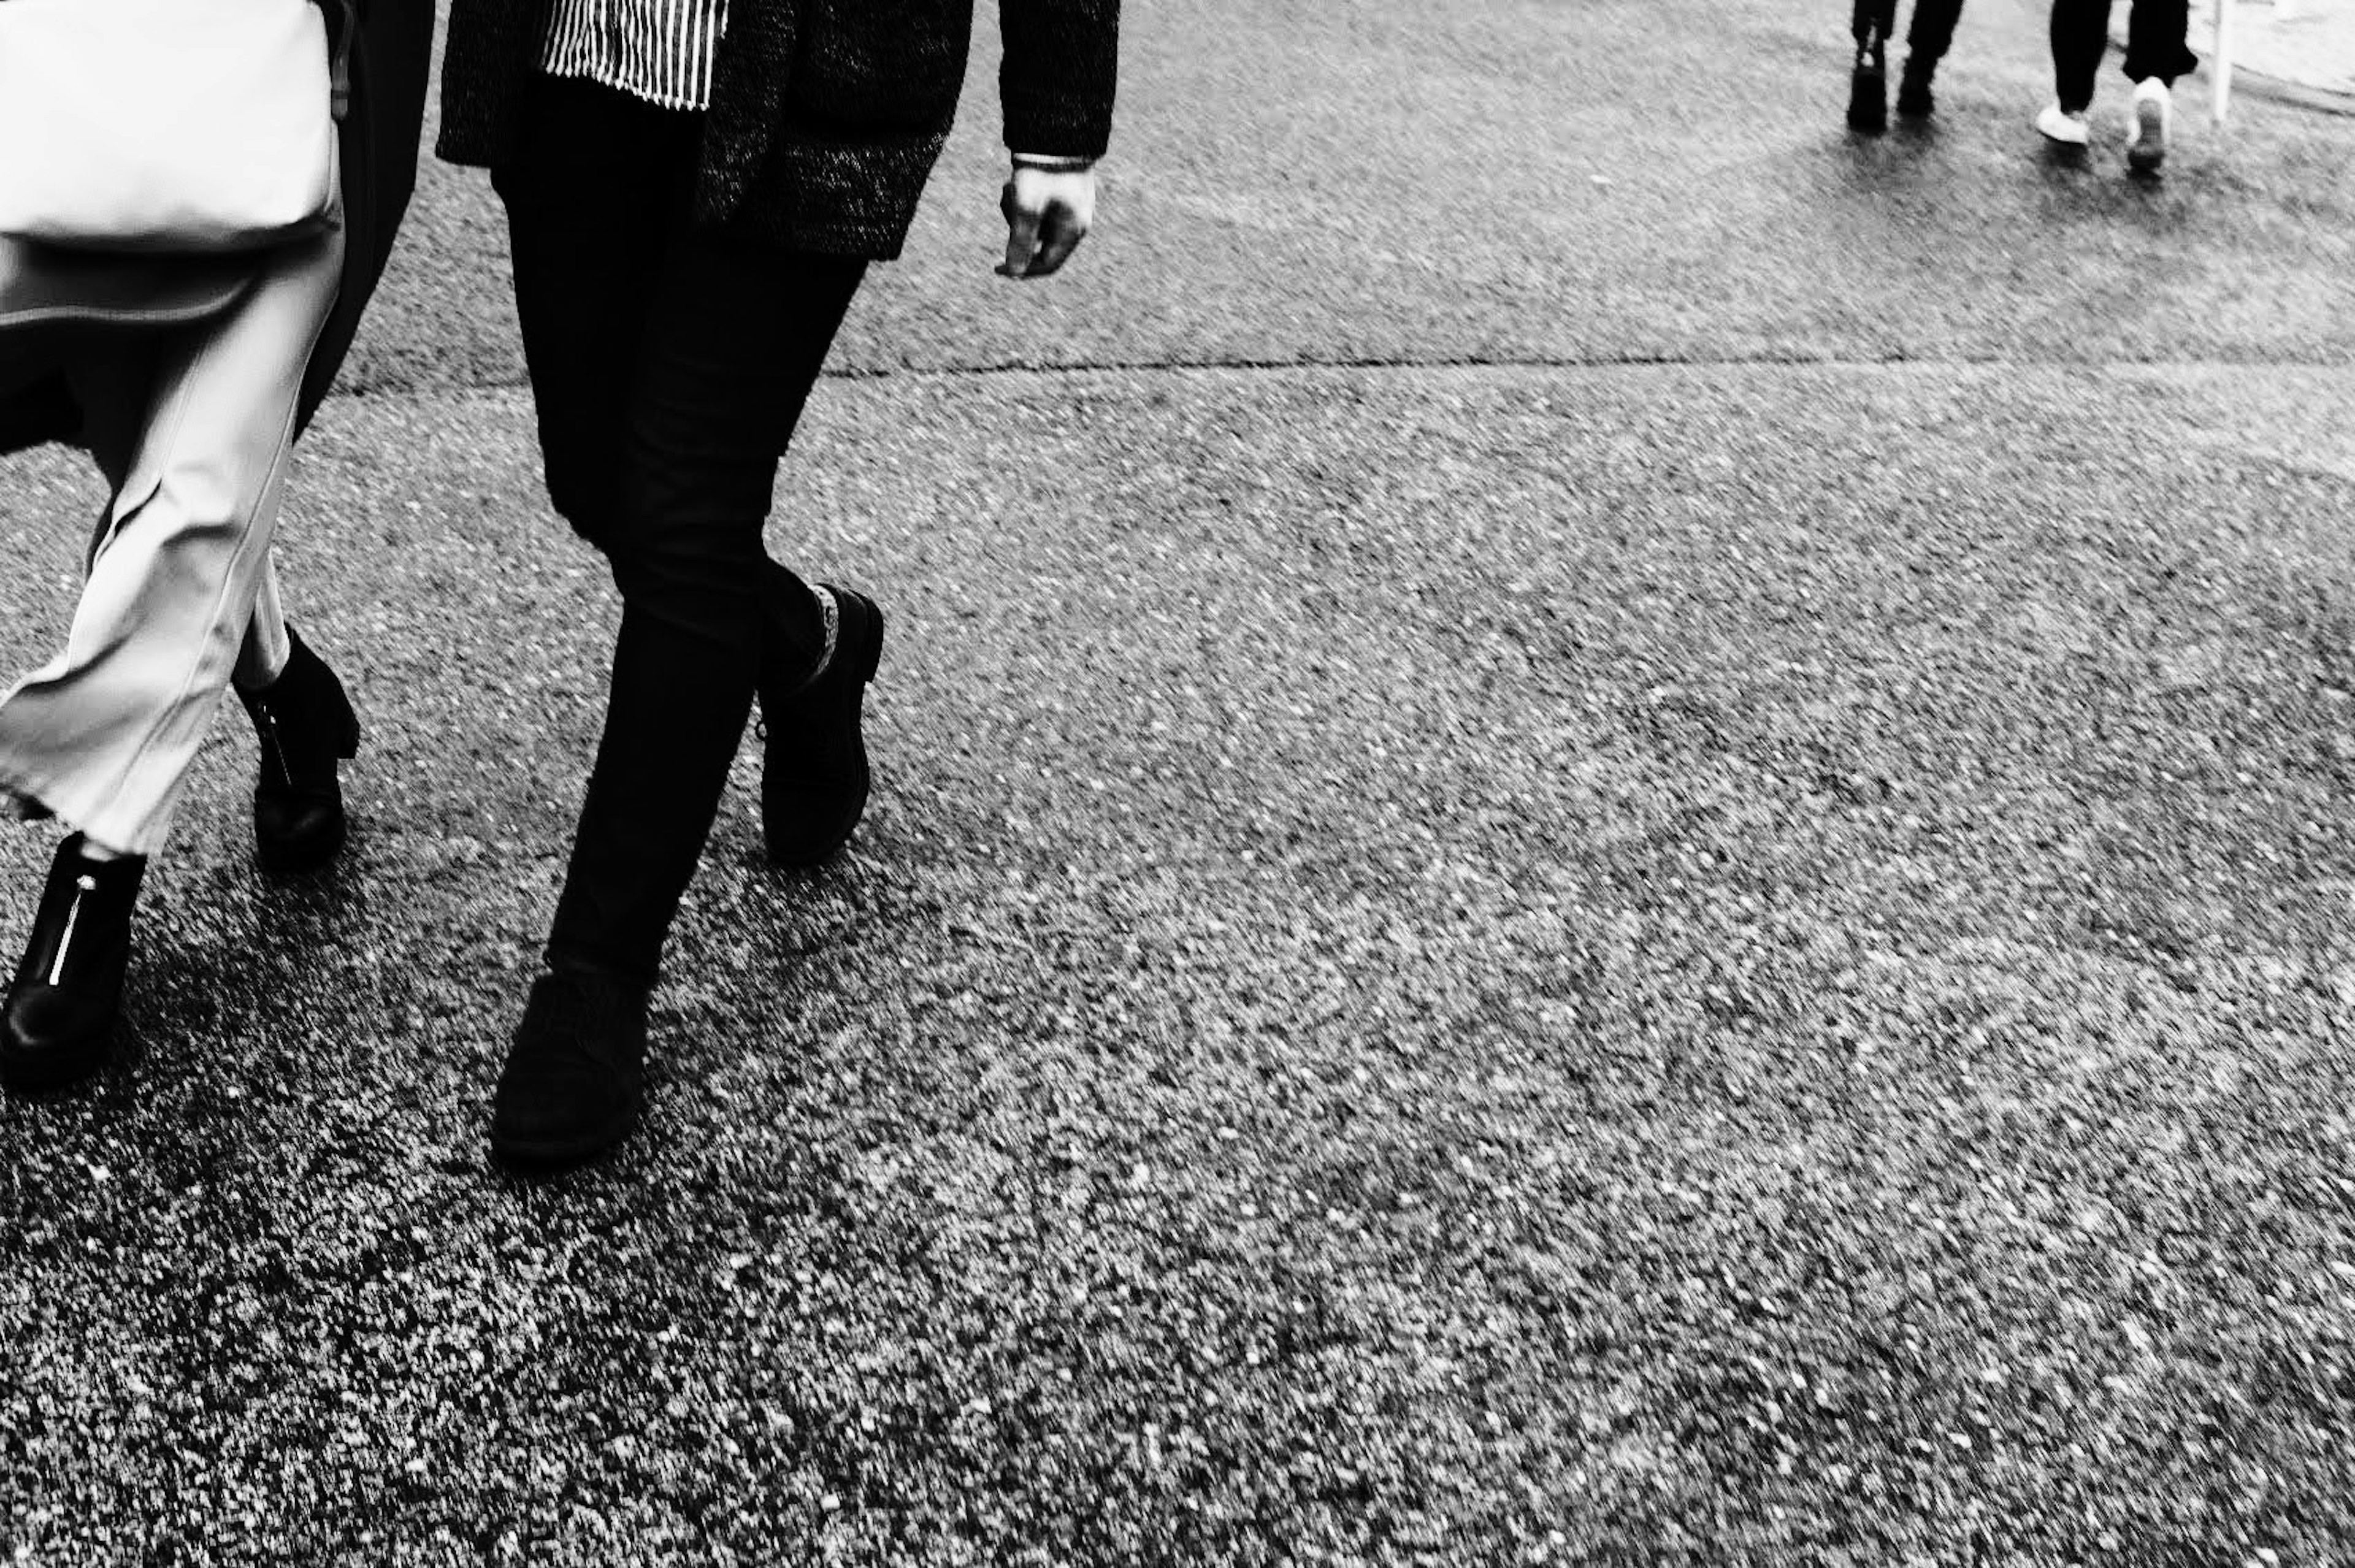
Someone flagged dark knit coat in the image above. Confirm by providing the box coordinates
[436,0,1119,259]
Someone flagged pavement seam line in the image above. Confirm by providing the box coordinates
[334,351,2355,409]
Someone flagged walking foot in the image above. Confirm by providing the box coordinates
[759,583,885,869]
[238,624,361,876]
[2126,77,2170,175]
[2037,102,2091,148]
[1,835,144,1092]
[1848,48,1888,134]
[489,963,651,1169]
[1896,56,1936,120]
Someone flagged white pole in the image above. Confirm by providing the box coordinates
[2213,0,2235,125]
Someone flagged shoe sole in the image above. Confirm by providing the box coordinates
[765,595,884,870]
[254,702,359,878]
[489,1101,638,1169]
[256,812,348,878]
[0,1020,117,1094]
[2127,99,2167,174]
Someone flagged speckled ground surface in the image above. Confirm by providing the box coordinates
[2,0,2353,1563]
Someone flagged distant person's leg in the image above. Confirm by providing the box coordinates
[2039,0,2107,143]
[2122,0,2196,172]
[1899,0,1966,116]
[1850,0,1901,131]
[2123,0,2196,85]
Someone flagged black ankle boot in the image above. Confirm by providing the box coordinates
[1848,44,1888,134]
[237,625,360,876]
[759,583,886,868]
[1,835,144,1092]
[489,962,652,1168]
[1896,56,1936,119]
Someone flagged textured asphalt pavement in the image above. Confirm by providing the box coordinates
[4,0,2354,1562]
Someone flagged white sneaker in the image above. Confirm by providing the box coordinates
[2127,77,2170,173]
[2036,102,2091,147]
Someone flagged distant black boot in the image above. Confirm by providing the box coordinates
[1896,55,1937,119]
[489,963,651,1168]
[1,835,144,1092]
[1848,43,1888,133]
[237,625,360,876]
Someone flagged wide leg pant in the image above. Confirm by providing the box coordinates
[0,216,345,856]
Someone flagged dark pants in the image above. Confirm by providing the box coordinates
[496,75,870,984]
[1851,0,1966,65]
[2049,0,2196,109]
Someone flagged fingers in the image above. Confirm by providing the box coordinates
[1027,200,1086,277]
[997,167,1096,279]
[999,178,1043,278]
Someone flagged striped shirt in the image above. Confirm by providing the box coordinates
[540,0,729,112]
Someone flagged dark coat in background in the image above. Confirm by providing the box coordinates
[0,0,435,459]
[437,0,1120,259]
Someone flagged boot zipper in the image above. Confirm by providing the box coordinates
[258,703,295,790]
[47,874,95,988]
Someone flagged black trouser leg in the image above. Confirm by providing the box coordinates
[1905,0,1966,66]
[1853,0,1898,53]
[499,77,865,984]
[2048,0,2110,111]
[2122,0,2196,85]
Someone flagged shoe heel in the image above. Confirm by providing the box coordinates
[1847,52,1887,134]
[332,686,361,760]
[859,603,884,683]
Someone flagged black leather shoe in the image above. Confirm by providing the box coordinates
[237,624,360,876]
[759,583,885,868]
[489,965,651,1168]
[1,835,144,1093]
[1896,58,1936,119]
[1848,48,1888,134]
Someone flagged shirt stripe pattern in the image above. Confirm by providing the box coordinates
[540,0,730,113]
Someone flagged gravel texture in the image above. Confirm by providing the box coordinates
[2,0,2354,1562]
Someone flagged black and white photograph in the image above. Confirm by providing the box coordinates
[2,0,2353,1560]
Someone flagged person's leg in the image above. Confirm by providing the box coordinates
[499,76,842,984]
[1853,0,1898,52]
[498,75,692,554]
[542,243,866,986]
[1849,0,1901,131]
[1896,0,1965,115]
[1905,0,1965,68]
[488,75,860,1163]
[2112,0,2192,172]
[0,218,343,1092]
[234,564,291,692]
[2118,0,2194,172]
[2122,0,2196,87]
[2048,0,2109,113]
[0,223,343,859]
[232,562,362,875]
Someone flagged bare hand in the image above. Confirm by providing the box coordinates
[998,164,1097,279]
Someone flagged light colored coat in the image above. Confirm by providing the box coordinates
[0,0,432,457]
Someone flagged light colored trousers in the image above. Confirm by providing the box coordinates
[0,217,345,857]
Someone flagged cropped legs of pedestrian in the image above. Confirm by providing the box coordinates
[438,0,1118,1171]
[0,223,362,1092]
[1849,0,1968,132]
[2037,0,2197,172]
[480,75,887,1166]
